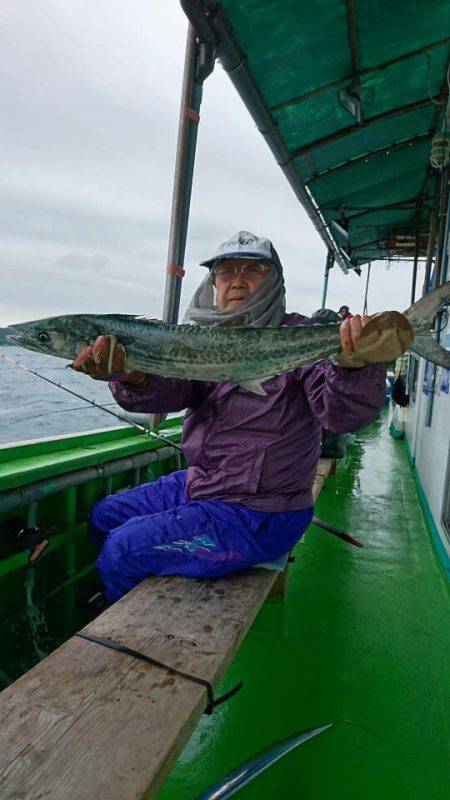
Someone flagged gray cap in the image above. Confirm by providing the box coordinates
[200,231,275,269]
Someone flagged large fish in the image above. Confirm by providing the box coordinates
[8,281,450,395]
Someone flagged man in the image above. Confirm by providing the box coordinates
[71,231,408,603]
[338,305,352,321]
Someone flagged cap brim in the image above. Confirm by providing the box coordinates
[199,253,271,268]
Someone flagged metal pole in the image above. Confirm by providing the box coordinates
[362,263,371,315]
[162,25,213,325]
[422,176,439,296]
[438,172,450,287]
[151,26,214,429]
[320,250,334,309]
[433,170,449,290]
[410,226,421,306]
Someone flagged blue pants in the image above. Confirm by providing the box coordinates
[89,470,313,602]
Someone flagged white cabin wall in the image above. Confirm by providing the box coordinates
[405,359,423,455]
[406,359,450,561]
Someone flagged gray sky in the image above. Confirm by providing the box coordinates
[1,0,418,327]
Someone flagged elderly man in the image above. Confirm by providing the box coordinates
[71,231,397,602]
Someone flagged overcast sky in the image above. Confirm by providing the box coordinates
[1,0,418,328]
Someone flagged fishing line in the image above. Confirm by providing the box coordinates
[0,354,183,453]
[336,719,384,742]
[13,403,119,425]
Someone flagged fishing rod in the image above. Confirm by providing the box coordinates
[312,516,364,548]
[2,356,362,547]
[0,354,183,453]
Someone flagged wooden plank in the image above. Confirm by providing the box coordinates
[269,564,289,599]
[0,570,277,799]
[316,458,333,477]
[0,460,333,799]
[269,459,332,600]
[313,475,325,495]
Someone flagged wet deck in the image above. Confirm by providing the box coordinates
[158,413,450,800]
[0,461,332,798]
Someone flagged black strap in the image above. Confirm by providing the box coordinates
[75,631,243,715]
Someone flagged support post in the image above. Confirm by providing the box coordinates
[162,25,214,325]
[362,263,371,315]
[410,226,420,306]
[437,172,450,288]
[151,25,214,428]
[422,177,439,296]
[433,170,449,290]
[320,250,335,309]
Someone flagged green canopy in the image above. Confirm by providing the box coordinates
[182,0,450,269]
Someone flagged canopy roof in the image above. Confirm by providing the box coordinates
[181,0,450,270]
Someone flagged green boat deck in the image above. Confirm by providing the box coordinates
[157,412,450,800]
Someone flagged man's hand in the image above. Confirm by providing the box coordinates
[337,311,413,368]
[68,335,147,385]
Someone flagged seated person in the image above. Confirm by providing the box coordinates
[71,231,406,603]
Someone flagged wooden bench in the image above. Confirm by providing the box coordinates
[0,459,332,799]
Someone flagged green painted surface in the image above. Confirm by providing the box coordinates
[158,414,450,800]
[0,418,183,491]
[212,0,450,263]
[0,420,185,688]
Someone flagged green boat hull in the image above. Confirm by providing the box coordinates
[0,418,185,688]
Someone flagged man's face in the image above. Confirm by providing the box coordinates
[212,258,270,312]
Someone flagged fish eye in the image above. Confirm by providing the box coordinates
[37,331,50,343]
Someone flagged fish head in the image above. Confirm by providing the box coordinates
[8,315,100,360]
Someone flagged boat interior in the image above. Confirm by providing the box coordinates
[1,2,449,798]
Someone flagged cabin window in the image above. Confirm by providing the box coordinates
[443,445,450,542]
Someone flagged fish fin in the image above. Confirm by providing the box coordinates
[410,332,450,368]
[237,380,267,396]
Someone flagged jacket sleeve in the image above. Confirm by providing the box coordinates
[299,359,387,433]
[109,374,213,413]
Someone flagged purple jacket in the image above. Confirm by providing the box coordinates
[110,313,386,512]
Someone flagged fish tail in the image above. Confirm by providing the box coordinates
[409,332,450,367]
[404,280,450,368]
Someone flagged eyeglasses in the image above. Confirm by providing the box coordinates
[211,262,269,281]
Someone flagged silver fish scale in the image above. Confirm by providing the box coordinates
[10,280,450,380]
[98,317,342,382]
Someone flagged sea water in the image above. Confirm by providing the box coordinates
[0,345,137,445]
